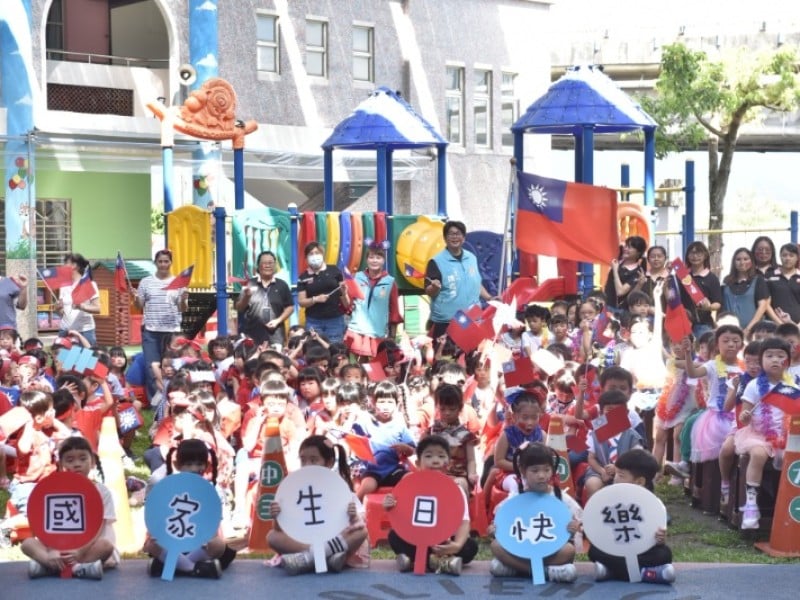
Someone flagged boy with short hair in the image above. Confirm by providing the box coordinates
[589,448,675,584]
[583,390,645,501]
[521,304,551,356]
[383,434,477,575]
[775,322,800,378]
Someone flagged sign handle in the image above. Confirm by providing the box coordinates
[161,550,179,581]
[625,555,641,583]
[60,563,73,579]
[530,558,546,585]
[313,543,328,573]
[413,545,428,575]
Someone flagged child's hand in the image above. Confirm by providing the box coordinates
[604,464,616,478]
[486,523,496,537]
[655,526,667,545]
[567,519,580,535]
[347,501,358,523]
[269,501,281,518]
[392,443,414,457]
[740,408,752,424]
[382,494,397,510]
[467,473,479,487]
[431,540,460,556]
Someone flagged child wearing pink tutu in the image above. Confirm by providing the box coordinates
[683,325,744,463]
[734,337,800,529]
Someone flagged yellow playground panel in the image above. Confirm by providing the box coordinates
[166,205,214,288]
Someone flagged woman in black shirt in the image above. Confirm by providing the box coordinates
[680,241,722,338]
[765,243,800,324]
[297,242,350,343]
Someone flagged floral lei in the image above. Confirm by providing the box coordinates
[657,360,691,423]
[752,371,795,449]
[712,356,744,412]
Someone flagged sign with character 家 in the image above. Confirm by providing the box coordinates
[274,465,353,573]
[386,470,465,575]
[582,483,667,582]
[144,472,222,581]
[27,471,104,578]
[494,492,572,585]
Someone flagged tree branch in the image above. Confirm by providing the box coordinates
[693,110,723,138]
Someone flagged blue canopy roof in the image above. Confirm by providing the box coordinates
[512,64,657,135]
[322,87,447,150]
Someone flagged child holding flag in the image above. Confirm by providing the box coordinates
[734,336,800,529]
[57,253,100,347]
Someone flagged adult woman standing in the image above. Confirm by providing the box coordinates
[135,249,189,401]
[722,248,770,337]
[636,245,670,313]
[680,241,722,338]
[604,235,647,312]
[235,250,294,348]
[344,242,403,358]
[765,243,800,324]
[297,242,349,343]
[57,253,100,347]
[751,236,778,276]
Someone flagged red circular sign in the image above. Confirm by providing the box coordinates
[27,471,104,551]
[388,470,465,547]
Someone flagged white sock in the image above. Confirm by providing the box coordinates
[160,549,195,572]
[187,547,212,563]
[326,535,348,557]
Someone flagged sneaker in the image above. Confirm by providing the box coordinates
[436,556,463,576]
[0,529,11,549]
[490,558,520,577]
[720,483,731,506]
[327,551,347,573]
[664,461,690,479]
[594,561,610,581]
[148,557,165,577]
[73,560,103,580]
[192,559,222,579]
[641,563,676,584]
[282,550,313,575]
[28,560,57,579]
[546,563,577,583]
[741,504,761,530]
[395,553,412,573]
[667,475,684,486]
[121,455,136,471]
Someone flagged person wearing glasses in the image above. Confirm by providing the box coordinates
[680,242,722,338]
[235,250,294,349]
[424,220,492,340]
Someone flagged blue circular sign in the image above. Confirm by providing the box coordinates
[144,472,222,554]
[494,492,572,584]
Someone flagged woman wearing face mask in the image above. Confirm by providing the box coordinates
[297,242,350,343]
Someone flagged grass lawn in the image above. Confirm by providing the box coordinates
[3,409,799,564]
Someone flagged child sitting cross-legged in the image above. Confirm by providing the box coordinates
[383,435,477,575]
[588,448,675,584]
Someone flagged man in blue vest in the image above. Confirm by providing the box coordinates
[424,220,491,339]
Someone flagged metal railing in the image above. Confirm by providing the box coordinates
[46,49,168,69]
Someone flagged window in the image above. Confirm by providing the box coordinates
[353,26,374,82]
[0,199,71,268]
[474,69,492,148]
[45,0,64,60]
[306,19,328,78]
[501,72,518,148]
[445,66,464,145]
[256,13,279,74]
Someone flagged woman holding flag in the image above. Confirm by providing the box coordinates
[297,242,349,343]
[57,253,100,347]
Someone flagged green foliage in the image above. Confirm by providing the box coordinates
[150,206,165,234]
[6,238,31,259]
[641,43,800,159]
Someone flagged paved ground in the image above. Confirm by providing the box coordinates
[1,559,799,600]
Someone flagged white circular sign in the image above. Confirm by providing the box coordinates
[274,465,352,544]
[582,483,667,581]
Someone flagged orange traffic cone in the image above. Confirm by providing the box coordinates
[546,415,575,498]
[97,416,138,552]
[247,417,288,551]
[755,415,800,557]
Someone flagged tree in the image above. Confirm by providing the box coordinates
[640,42,800,272]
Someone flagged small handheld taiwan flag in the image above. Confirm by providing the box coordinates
[763,383,800,416]
[163,265,194,290]
[590,405,631,443]
[40,265,73,289]
[70,268,95,306]
[403,263,426,280]
[447,307,493,353]
[342,266,365,301]
[664,273,693,343]
[114,252,129,293]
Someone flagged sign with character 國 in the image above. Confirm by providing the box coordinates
[27,471,104,578]
[494,492,572,585]
[274,465,352,572]
[144,472,222,581]
[582,483,667,582]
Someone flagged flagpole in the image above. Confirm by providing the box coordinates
[498,157,517,298]
[35,268,57,300]
[117,251,134,292]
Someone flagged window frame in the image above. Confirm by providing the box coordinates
[352,24,375,83]
[473,68,493,149]
[256,12,280,75]
[305,18,329,79]
[501,71,519,149]
[445,65,465,147]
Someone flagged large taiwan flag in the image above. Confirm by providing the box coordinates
[515,171,619,264]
